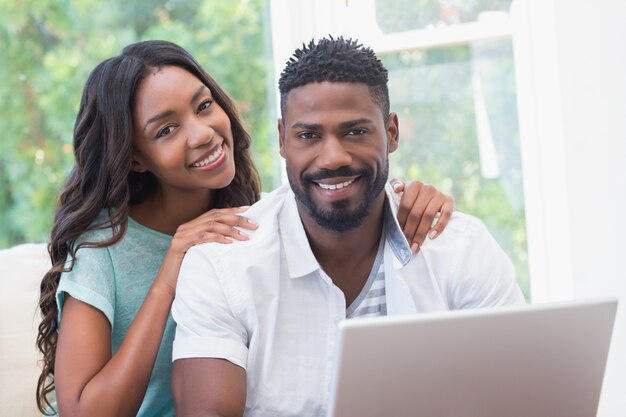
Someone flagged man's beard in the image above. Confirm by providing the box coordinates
[287,161,388,232]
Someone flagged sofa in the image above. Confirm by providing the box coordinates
[0,243,51,417]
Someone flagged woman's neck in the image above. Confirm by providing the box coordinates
[129,187,215,235]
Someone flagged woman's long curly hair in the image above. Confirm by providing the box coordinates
[35,40,261,413]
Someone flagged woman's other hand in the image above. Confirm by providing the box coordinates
[392,179,454,253]
[157,207,258,297]
[169,206,258,255]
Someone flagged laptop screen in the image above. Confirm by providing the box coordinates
[327,297,617,417]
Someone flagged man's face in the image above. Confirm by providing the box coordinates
[279,82,399,232]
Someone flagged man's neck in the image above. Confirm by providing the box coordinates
[297,193,386,305]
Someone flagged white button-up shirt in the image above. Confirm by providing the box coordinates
[172,183,525,417]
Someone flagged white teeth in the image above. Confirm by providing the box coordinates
[191,145,223,167]
[317,178,355,190]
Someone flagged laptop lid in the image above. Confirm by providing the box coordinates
[327,297,618,417]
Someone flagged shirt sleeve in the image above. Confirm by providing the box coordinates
[448,216,526,309]
[171,245,249,369]
[56,244,116,329]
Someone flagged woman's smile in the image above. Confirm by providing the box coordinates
[189,143,226,170]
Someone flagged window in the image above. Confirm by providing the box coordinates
[375,2,528,297]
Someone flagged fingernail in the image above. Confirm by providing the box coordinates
[240,205,250,209]
[390,179,401,190]
[247,219,258,226]
[429,229,438,239]
[411,242,420,253]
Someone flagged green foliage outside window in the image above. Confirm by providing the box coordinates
[0,0,279,248]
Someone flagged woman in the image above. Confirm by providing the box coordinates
[36,40,453,417]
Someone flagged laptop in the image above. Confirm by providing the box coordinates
[327,297,618,417]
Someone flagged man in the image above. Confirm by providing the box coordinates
[171,37,524,417]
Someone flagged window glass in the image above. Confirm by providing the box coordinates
[375,0,513,32]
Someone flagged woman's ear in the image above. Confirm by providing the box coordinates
[131,154,148,173]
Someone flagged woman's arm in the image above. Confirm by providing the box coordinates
[54,207,257,417]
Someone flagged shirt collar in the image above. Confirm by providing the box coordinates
[278,184,413,279]
[279,189,322,279]
[382,183,413,266]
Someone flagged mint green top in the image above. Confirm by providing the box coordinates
[55,215,174,417]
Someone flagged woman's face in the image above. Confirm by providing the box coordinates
[132,65,236,198]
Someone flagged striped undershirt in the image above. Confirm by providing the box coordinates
[346,228,387,319]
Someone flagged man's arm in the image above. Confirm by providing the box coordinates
[171,246,250,417]
[172,358,246,417]
[444,213,526,308]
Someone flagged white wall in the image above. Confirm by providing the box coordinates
[557,2,626,415]
[513,0,626,415]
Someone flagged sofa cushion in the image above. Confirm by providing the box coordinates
[0,243,50,417]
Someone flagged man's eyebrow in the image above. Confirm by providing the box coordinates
[339,118,374,129]
[144,110,175,133]
[291,122,322,130]
[290,118,374,131]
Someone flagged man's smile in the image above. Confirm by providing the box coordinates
[314,177,358,190]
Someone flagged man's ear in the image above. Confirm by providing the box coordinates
[278,119,286,158]
[131,153,148,173]
[386,112,399,153]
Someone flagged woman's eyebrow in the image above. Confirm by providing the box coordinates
[144,110,175,133]
[143,85,209,133]
[191,84,208,104]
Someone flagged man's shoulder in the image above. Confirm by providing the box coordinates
[188,184,291,259]
[420,211,494,254]
[441,211,489,235]
[384,185,488,240]
[244,183,291,225]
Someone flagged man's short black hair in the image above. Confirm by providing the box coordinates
[278,36,390,120]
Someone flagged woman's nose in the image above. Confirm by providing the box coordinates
[187,118,215,148]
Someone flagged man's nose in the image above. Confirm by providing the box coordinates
[317,135,352,170]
